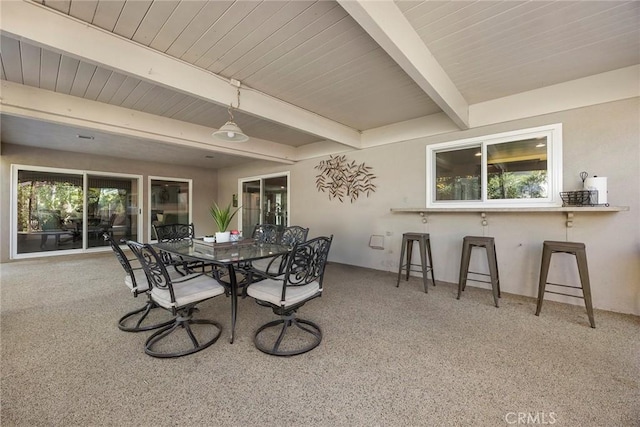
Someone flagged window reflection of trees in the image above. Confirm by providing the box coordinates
[17,174,83,233]
[488,170,547,200]
[15,169,138,255]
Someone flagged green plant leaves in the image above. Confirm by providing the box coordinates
[209,201,240,232]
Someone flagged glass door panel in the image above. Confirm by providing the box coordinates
[263,176,288,233]
[87,175,139,248]
[240,174,289,237]
[16,170,84,254]
[150,179,190,240]
[241,180,261,236]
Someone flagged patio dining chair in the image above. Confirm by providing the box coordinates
[251,223,280,244]
[153,223,195,241]
[153,223,207,275]
[126,240,226,358]
[250,225,309,278]
[103,233,174,332]
[246,235,333,356]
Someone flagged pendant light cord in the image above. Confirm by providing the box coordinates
[227,87,241,121]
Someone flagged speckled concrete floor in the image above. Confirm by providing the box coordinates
[2,255,638,426]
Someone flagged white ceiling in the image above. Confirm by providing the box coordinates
[1,0,638,169]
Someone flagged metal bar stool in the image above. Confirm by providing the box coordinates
[396,232,436,293]
[535,241,595,328]
[457,236,501,307]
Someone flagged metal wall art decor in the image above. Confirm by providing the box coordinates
[314,155,377,203]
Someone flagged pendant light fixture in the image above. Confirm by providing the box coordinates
[212,81,249,142]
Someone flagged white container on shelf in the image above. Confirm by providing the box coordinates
[584,176,607,204]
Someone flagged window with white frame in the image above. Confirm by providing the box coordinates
[426,124,563,208]
[11,164,142,259]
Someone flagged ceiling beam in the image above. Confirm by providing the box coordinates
[339,0,469,129]
[0,81,296,164]
[0,0,362,149]
[362,113,459,148]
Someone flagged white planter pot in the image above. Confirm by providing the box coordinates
[215,231,231,243]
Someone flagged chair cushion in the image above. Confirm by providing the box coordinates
[247,278,320,307]
[251,257,283,275]
[125,269,150,292]
[150,274,226,309]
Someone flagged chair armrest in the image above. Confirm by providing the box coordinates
[265,253,288,275]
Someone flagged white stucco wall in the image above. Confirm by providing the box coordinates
[217,98,640,315]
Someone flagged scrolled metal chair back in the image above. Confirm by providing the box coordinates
[252,224,279,244]
[104,233,133,276]
[153,223,195,242]
[126,241,175,298]
[280,226,309,247]
[284,236,333,291]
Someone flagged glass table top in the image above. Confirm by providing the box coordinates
[153,238,291,264]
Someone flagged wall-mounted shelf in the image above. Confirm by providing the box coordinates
[390,206,629,227]
[391,206,628,213]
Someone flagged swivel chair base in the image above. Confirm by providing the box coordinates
[118,300,175,332]
[144,309,222,358]
[254,314,322,357]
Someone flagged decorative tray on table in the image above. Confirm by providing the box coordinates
[193,238,256,249]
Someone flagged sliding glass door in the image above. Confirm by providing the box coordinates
[16,169,84,254]
[86,175,139,248]
[239,173,289,237]
[12,165,141,258]
[149,177,191,241]
[241,180,261,234]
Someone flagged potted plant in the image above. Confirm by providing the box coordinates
[209,201,240,243]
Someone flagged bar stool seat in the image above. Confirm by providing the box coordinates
[535,241,595,328]
[457,236,501,307]
[396,232,436,293]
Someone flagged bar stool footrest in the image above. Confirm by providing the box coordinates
[545,282,583,289]
[544,290,586,298]
[400,264,433,273]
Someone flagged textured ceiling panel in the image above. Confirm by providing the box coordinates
[401,0,640,103]
[2,0,638,169]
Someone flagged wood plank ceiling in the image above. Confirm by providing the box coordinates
[1,0,638,169]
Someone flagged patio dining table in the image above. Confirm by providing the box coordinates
[152,238,291,344]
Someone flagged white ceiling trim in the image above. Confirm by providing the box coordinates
[0,0,362,149]
[0,81,296,164]
[338,0,469,129]
[361,113,459,148]
[295,140,354,162]
[470,65,640,128]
